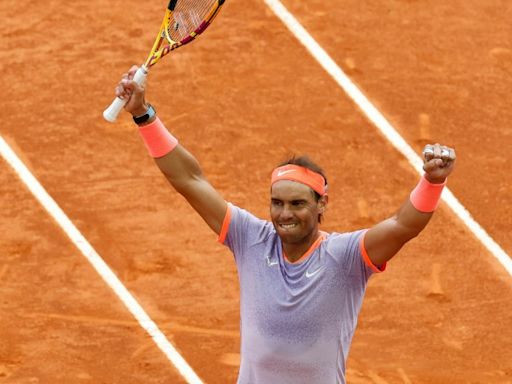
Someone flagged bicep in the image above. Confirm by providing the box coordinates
[364,218,408,266]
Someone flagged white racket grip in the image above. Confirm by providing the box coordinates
[103,66,149,122]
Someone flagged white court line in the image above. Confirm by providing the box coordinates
[263,0,512,277]
[0,136,203,384]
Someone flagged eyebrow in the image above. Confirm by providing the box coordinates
[271,198,308,203]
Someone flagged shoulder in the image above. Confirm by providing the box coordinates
[323,229,385,275]
[322,229,366,258]
[224,203,276,244]
[228,203,271,229]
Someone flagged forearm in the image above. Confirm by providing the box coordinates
[390,174,445,240]
[136,113,203,190]
[137,114,227,234]
[365,174,446,265]
[391,199,434,242]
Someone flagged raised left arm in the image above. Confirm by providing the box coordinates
[364,143,456,267]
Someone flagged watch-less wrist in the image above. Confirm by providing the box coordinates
[133,104,156,125]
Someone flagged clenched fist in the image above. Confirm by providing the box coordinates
[422,143,456,184]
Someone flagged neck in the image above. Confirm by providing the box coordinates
[282,230,321,263]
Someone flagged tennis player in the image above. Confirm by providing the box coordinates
[115,65,456,384]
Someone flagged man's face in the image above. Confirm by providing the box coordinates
[270,180,326,244]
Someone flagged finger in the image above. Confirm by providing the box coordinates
[122,78,138,90]
[432,143,442,158]
[440,147,449,159]
[442,147,458,167]
[423,158,443,173]
[115,86,132,100]
[115,79,136,99]
[423,144,434,162]
[439,147,449,167]
[115,82,125,98]
[448,148,457,161]
[127,65,139,79]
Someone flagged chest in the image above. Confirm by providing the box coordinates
[239,241,348,317]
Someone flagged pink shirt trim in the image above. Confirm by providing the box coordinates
[217,204,231,244]
[283,231,328,264]
[359,230,386,273]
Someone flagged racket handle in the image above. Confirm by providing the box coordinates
[103,66,149,123]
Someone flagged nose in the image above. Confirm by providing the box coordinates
[279,204,294,221]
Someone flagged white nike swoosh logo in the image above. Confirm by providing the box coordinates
[266,255,279,267]
[277,170,295,177]
[305,267,324,278]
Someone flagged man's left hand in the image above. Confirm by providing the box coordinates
[422,143,456,184]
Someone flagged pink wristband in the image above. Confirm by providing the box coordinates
[410,175,446,213]
[138,117,178,158]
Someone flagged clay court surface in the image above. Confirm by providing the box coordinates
[1,0,512,383]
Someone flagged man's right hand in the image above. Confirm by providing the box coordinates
[115,65,149,117]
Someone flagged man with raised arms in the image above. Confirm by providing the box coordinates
[114,65,456,384]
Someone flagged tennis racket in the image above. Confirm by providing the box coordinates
[103,0,225,122]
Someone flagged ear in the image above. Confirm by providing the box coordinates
[317,194,329,214]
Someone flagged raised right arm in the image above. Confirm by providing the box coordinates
[154,145,227,235]
[117,66,227,235]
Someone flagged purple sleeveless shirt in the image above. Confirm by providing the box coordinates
[219,204,384,384]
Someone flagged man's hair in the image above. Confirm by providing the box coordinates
[277,155,328,223]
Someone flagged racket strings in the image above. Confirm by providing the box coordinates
[167,0,218,42]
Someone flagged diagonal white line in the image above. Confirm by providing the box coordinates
[0,136,204,384]
[263,0,512,277]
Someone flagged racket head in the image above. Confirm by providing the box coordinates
[144,0,225,67]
